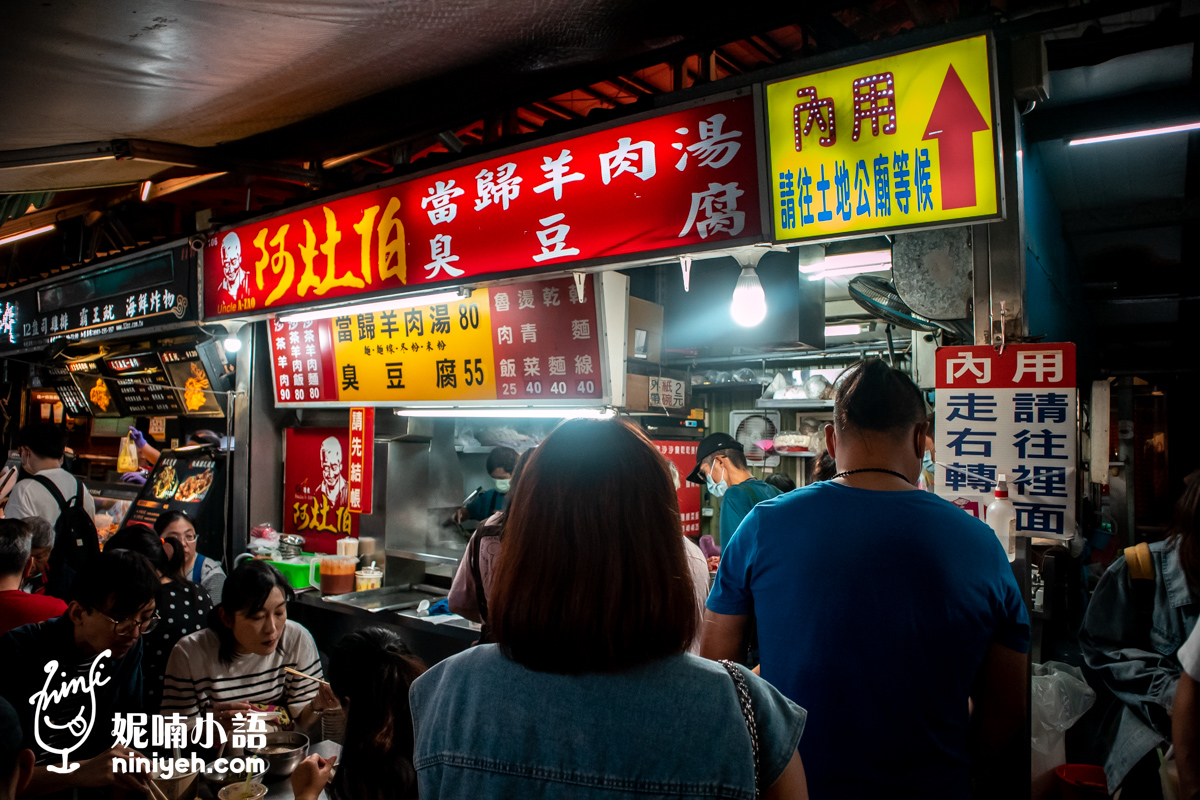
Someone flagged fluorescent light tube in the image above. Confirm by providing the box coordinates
[278,290,464,323]
[1069,121,1200,146]
[824,324,863,337]
[0,224,56,246]
[799,249,890,274]
[807,263,890,281]
[395,407,615,419]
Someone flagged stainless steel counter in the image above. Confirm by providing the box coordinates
[288,586,478,667]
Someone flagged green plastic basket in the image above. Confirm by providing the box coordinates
[268,555,315,590]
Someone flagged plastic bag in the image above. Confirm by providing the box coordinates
[116,433,139,473]
[1031,661,1096,754]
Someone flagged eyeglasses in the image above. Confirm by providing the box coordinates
[94,610,161,637]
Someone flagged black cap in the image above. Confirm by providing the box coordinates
[686,433,744,485]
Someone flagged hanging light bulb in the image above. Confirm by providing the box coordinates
[730,266,767,327]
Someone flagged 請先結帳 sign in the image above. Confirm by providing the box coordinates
[766,34,1001,242]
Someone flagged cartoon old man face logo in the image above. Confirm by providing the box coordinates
[319,437,348,508]
[218,232,247,301]
[30,651,112,773]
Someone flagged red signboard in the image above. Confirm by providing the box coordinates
[348,407,374,514]
[267,275,605,406]
[935,342,1077,390]
[283,427,360,553]
[267,318,341,404]
[654,440,702,537]
[204,94,761,320]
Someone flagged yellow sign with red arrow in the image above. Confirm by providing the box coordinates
[765,34,1001,242]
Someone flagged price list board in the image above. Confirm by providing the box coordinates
[44,365,91,417]
[101,353,184,416]
[160,347,224,417]
[66,360,121,418]
[126,452,220,528]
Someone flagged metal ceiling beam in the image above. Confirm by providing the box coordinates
[0,138,321,188]
[1023,85,1200,142]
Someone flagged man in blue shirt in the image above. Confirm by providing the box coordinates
[701,359,1030,800]
[686,433,780,547]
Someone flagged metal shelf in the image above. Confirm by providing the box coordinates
[755,398,835,411]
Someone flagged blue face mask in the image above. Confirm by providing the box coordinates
[922,451,935,474]
[705,462,729,498]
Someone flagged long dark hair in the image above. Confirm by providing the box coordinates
[490,418,696,673]
[1171,469,1200,587]
[327,628,425,800]
[106,524,187,583]
[208,561,294,664]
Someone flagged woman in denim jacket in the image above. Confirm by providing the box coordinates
[1079,471,1200,794]
[411,418,809,799]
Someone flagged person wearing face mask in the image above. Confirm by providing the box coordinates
[687,433,781,549]
[452,447,518,524]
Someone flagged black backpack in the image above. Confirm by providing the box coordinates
[31,475,100,599]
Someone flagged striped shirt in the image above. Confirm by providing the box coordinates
[160,619,322,720]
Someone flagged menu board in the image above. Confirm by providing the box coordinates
[126,451,220,529]
[66,360,121,418]
[160,347,225,417]
[268,275,606,407]
[101,352,184,416]
[44,365,91,417]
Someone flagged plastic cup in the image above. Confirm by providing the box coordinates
[355,566,383,592]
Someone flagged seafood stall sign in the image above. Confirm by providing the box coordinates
[283,427,360,554]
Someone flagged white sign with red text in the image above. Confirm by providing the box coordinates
[934,343,1076,540]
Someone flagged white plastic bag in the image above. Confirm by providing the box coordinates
[1031,661,1096,755]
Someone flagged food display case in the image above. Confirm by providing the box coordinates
[84,480,140,546]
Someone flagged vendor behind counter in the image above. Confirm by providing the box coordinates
[453,447,517,524]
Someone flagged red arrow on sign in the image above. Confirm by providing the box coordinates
[922,64,989,210]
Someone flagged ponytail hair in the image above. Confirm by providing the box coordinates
[327,627,425,800]
[106,524,187,583]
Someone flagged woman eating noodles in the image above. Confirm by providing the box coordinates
[155,510,226,605]
[160,560,336,739]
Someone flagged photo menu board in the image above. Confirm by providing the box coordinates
[66,360,121,418]
[126,450,220,529]
[101,353,184,416]
[44,365,91,417]
[160,347,224,417]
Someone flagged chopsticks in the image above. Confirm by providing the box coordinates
[283,666,329,686]
[146,780,170,800]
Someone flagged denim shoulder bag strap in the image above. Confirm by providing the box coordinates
[719,659,760,798]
